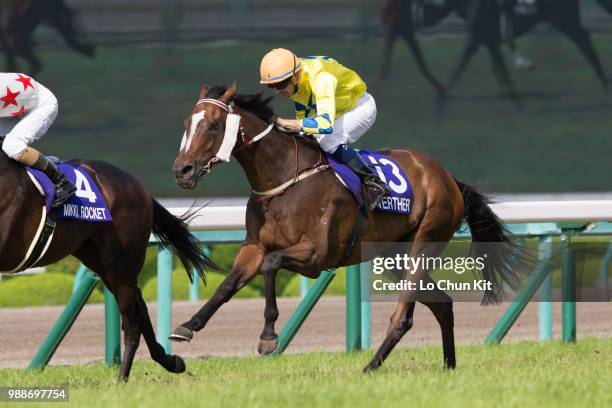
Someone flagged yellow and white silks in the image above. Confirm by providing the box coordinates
[291,56,377,153]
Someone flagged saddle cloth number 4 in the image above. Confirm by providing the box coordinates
[74,168,98,203]
[365,154,408,194]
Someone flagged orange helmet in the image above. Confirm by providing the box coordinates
[259,48,302,84]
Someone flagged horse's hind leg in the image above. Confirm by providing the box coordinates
[420,276,456,369]
[74,243,142,381]
[113,283,142,381]
[135,289,185,374]
[364,301,416,373]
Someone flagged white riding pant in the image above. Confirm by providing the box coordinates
[314,92,377,154]
[0,83,58,158]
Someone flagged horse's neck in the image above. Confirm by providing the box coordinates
[233,110,322,193]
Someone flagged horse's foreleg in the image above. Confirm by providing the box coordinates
[258,254,280,355]
[169,243,265,342]
[257,242,316,355]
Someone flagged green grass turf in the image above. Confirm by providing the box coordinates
[28,33,612,196]
[1,338,611,407]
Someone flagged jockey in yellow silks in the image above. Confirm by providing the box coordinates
[0,73,76,207]
[259,49,389,211]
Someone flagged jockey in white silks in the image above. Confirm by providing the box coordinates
[259,48,390,211]
[0,72,75,207]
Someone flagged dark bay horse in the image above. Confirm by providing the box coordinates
[382,0,611,101]
[0,152,217,381]
[0,0,95,75]
[169,84,526,372]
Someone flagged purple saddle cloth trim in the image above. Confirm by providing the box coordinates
[25,163,112,222]
[325,150,414,214]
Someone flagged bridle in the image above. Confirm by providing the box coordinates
[193,97,328,198]
[194,98,274,176]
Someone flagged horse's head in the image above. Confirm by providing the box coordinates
[173,83,237,189]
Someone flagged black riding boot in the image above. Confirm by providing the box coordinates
[332,144,390,211]
[40,158,76,207]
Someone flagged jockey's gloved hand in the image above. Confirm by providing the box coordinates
[274,118,294,133]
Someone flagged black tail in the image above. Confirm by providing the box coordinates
[455,179,528,305]
[151,199,221,284]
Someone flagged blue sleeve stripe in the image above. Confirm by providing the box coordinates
[302,117,318,129]
[318,125,333,134]
[302,114,333,134]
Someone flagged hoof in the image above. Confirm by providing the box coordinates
[169,326,193,342]
[172,355,186,373]
[258,337,279,356]
[363,361,380,374]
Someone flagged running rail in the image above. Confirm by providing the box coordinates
[168,200,612,230]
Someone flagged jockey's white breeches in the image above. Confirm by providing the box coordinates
[314,92,377,154]
[0,83,58,158]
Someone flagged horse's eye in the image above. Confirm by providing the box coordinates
[209,122,220,132]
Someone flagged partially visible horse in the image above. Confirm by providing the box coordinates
[382,0,611,102]
[169,84,529,372]
[0,0,95,75]
[0,152,218,381]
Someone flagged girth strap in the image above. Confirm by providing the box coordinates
[19,212,57,272]
[335,206,367,268]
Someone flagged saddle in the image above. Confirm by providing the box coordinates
[326,150,414,215]
[1,159,112,273]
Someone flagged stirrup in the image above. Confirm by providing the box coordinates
[363,181,388,211]
[52,179,76,207]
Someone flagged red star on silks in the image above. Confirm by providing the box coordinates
[1,87,20,108]
[15,74,34,91]
[10,105,25,117]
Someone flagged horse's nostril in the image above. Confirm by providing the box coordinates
[181,165,194,177]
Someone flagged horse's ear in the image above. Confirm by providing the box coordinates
[220,82,237,104]
[199,85,209,99]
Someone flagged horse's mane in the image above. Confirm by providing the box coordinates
[208,85,275,123]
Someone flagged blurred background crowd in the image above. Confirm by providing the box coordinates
[2,0,611,196]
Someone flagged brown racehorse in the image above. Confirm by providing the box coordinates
[170,84,526,372]
[0,0,95,75]
[0,152,218,381]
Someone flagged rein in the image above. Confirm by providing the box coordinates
[195,98,328,199]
